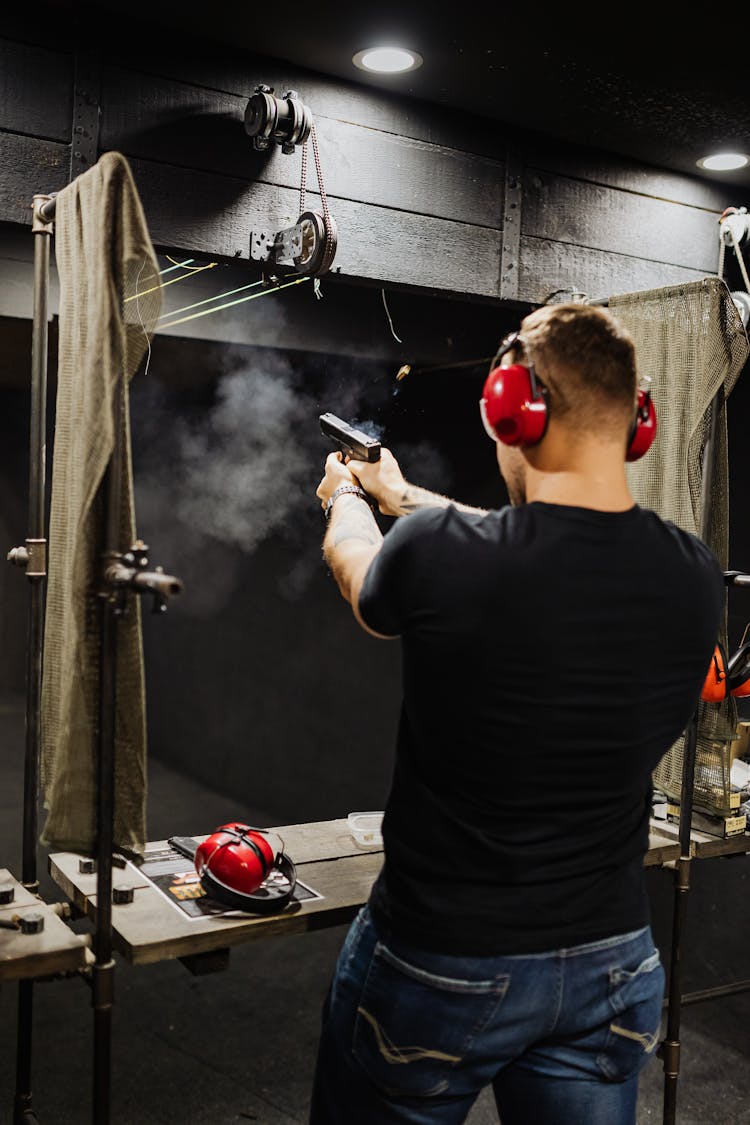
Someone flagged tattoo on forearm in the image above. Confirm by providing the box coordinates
[327,497,381,549]
[396,485,488,517]
[323,496,383,603]
[397,485,451,514]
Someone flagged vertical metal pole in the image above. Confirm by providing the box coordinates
[92,384,123,1125]
[14,196,54,1125]
[662,393,721,1125]
[22,214,49,889]
[661,715,698,1124]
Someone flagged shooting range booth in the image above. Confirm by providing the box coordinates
[3,8,750,1125]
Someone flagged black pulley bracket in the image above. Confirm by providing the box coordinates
[244,85,312,154]
[250,209,337,278]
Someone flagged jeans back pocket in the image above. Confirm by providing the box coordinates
[352,941,509,1098]
[597,948,665,1081]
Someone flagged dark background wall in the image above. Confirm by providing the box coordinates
[0,275,519,825]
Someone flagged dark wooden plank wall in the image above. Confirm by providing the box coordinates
[0,28,733,310]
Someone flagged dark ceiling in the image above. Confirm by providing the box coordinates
[77,1,750,193]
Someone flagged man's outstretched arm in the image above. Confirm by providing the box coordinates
[316,453,391,637]
[347,449,488,518]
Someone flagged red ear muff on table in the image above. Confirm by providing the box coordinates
[194,823,297,915]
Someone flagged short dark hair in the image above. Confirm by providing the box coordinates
[519,304,637,429]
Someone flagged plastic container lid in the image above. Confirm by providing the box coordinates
[348,811,384,848]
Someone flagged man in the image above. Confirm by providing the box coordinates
[310,304,723,1125]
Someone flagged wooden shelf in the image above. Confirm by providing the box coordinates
[48,817,747,969]
[49,818,384,966]
[0,869,90,982]
[648,817,750,860]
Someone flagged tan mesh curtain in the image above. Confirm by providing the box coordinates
[610,278,749,814]
[40,152,161,858]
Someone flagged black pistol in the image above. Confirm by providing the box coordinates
[319,413,381,463]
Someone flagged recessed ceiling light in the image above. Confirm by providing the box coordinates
[352,47,423,74]
[697,153,750,172]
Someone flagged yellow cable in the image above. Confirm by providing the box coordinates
[164,255,207,272]
[158,276,310,330]
[160,257,195,275]
[158,279,265,321]
[125,260,218,303]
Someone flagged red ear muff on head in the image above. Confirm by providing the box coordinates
[701,643,728,703]
[626,386,657,462]
[480,363,548,447]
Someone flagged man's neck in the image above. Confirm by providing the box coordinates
[525,473,635,511]
[523,447,635,512]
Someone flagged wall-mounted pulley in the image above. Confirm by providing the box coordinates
[718,207,750,328]
[244,86,312,154]
[247,83,337,278]
[251,210,338,277]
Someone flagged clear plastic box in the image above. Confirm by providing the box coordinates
[347,811,384,848]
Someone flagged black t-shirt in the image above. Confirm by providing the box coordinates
[358,501,724,955]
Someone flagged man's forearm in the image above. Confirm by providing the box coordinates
[323,494,383,605]
[390,483,488,517]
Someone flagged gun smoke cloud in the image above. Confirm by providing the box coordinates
[131,348,451,615]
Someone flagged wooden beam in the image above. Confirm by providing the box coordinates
[518,236,710,306]
[130,157,504,298]
[524,170,719,272]
[522,136,732,213]
[499,148,523,301]
[0,38,72,142]
[0,135,69,225]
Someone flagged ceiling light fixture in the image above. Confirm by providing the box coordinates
[352,47,423,74]
[697,153,750,172]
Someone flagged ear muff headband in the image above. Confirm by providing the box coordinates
[195,823,298,914]
[199,851,298,915]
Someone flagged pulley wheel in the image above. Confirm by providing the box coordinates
[731,290,750,328]
[293,210,338,277]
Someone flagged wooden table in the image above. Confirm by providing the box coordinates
[45,818,750,971]
[648,817,750,860]
[49,818,384,967]
[0,869,90,982]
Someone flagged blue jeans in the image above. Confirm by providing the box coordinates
[309,905,665,1124]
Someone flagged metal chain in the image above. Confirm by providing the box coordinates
[310,123,334,265]
[297,121,334,270]
[310,124,332,230]
[718,233,725,281]
[299,141,307,216]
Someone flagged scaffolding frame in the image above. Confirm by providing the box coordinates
[6,190,181,1125]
